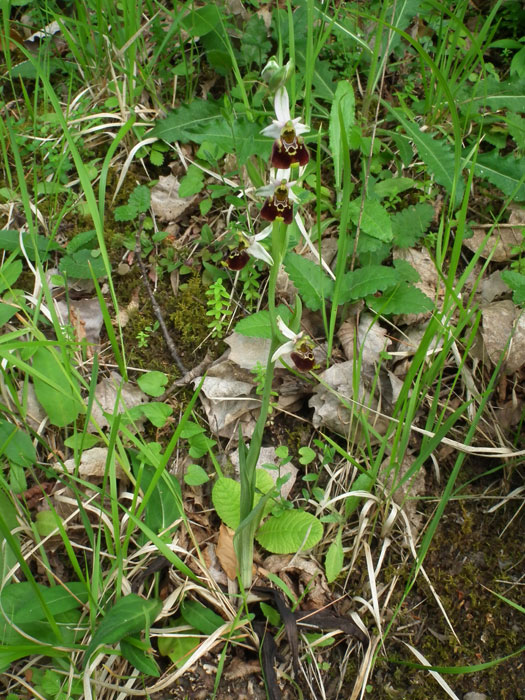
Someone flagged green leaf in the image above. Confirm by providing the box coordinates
[158,631,200,667]
[0,418,37,467]
[140,402,173,428]
[182,5,222,37]
[325,530,344,583]
[128,185,151,214]
[473,150,525,201]
[348,199,393,242]
[256,510,323,554]
[114,204,136,221]
[180,600,224,635]
[184,464,209,486]
[83,594,162,668]
[339,265,401,303]
[391,203,434,248]
[283,253,334,312]
[151,100,223,142]
[373,177,419,199]
[59,249,107,279]
[506,112,525,150]
[63,432,99,450]
[178,164,205,197]
[391,109,464,203]
[367,283,434,315]
[137,464,182,537]
[329,81,355,190]
[212,470,275,530]
[237,14,271,69]
[32,347,83,428]
[345,473,374,517]
[0,581,88,627]
[0,302,18,326]
[0,230,60,261]
[0,259,22,293]
[234,305,292,338]
[120,637,160,677]
[137,371,168,398]
[458,77,525,114]
[501,270,525,305]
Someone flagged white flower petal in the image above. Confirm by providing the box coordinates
[276,315,297,340]
[260,123,282,138]
[253,225,273,241]
[271,340,295,363]
[247,241,273,265]
[256,183,277,197]
[274,87,290,123]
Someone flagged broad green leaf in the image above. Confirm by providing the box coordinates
[180,600,224,635]
[339,265,401,303]
[0,230,60,261]
[158,631,200,667]
[373,177,420,199]
[234,305,292,338]
[506,112,525,149]
[0,581,87,626]
[182,5,222,38]
[345,473,374,517]
[256,510,323,554]
[329,81,355,189]
[391,203,434,248]
[152,100,222,142]
[283,253,334,312]
[184,464,209,486]
[0,418,37,466]
[212,470,275,530]
[137,464,182,537]
[83,594,162,668]
[473,150,525,201]
[458,77,525,114]
[137,371,168,397]
[140,402,173,428]
[0,492,19,586]
[0,259,22,293]
[59,249,107,279]
[367,283,434,315]
[348,199,393,242]
[32,347,83,428]
[0,302,18,326]
[120,637,160,677]
[391,109,464,204]
[325,530,344,583]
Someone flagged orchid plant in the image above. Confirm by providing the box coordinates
[232,63,317,590]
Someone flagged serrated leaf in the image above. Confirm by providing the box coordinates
[367,283,434,315]
[178,164,205,197]
[473,150,525,201]
[373,177,419,199]
[83,595,162,668]
[390,108,464,203]
[237,14,271,68]
[151,100,222,142]
[458,77,525,114]
[32,347,83,427]
[113,204,136,221]
[325,530,344,583]
[330,81,355,189]
[256,510,323,554]
[391,203,434,248]
[149,149,164,167]
[235,305,292,338]
[501,270,525,305]
[128,185,151,213]
[339,265,401,303]
[283,253,334,311]
[348,199,393,242]
[506,112,525,149]
[180,600,224,635]
[212,470,275,530]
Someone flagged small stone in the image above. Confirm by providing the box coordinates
[463,693,489,700]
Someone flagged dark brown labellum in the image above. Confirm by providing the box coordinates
[224,247,250,270]
[271,138,309,169]
[260,183,293,224]
[290,350,315,372]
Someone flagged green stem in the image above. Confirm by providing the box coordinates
[236,221,287,590]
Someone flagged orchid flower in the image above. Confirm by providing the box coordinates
[261,87,309,169]
[271,316,316,372]
[224,226,273,270]
[257,170,299,225]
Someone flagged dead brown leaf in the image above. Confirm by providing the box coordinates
[216,524,238,580]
